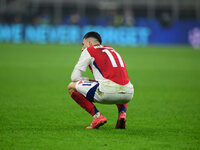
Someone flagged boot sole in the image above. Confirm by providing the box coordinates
[119,118,126,129]
[95,120,107,129]
[115,118,126,129]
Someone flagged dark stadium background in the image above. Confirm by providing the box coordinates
[0,0,200,47]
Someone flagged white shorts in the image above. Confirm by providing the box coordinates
[75,80,134,104]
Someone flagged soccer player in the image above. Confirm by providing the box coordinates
[68,32,134,129]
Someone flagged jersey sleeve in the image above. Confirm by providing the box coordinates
[71,49,92,81]
[71,69,89,81]
[75,49,92,72]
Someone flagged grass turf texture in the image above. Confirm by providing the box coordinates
[0,43,200,150]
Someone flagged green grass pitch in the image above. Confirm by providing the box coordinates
[0,43,200,150]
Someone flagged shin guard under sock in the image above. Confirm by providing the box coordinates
[71,91,99,116]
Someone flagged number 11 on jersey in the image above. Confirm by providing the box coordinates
[102,49,125,68]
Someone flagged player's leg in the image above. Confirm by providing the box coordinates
[68,82,99,116]
[67,81,107,129]
[94,91,128,129]
[115,104,127,129]
[116,104,127,113]
[94,90,130,129]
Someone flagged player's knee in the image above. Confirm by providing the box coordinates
[67,82,72,91]
[67,82,73,92]
[67,82,77,95]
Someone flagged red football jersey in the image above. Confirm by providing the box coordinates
[87,45,130,85]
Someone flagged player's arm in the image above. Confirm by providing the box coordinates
[71,49,92,82]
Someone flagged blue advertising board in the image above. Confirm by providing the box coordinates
[0,24,150,46]
[0,19,200,46]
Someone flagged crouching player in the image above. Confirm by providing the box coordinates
[68,32,134,129]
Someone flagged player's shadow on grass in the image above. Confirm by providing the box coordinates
[14,124,183,136]
[104,126,187,137]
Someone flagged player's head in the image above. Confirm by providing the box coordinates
[82,32,102,50]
